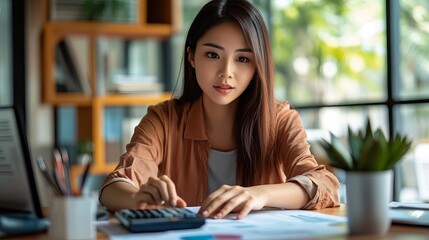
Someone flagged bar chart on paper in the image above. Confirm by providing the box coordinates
[98,207,347,240]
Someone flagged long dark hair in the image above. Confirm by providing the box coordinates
[179,0,276,186]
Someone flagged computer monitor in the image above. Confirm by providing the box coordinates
[0,106,48,236]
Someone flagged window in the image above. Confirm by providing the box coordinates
[1,0,26,121]
[0,0,12,106]
[266,0,429,202]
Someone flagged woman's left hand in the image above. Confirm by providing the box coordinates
[198,185,267,220]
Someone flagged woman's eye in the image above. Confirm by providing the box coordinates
[207,52,219,59]
[237,56,249,63]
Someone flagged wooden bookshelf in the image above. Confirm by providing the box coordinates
[41,0,180,190]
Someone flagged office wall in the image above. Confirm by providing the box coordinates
[25,0,54,207]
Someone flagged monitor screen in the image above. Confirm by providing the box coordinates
[0,106,43,218]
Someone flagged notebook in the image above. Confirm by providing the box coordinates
[0,106,49,237]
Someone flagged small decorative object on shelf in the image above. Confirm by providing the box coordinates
[320,118,412,236]
[81,0,136,22]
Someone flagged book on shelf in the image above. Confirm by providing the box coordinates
[55,39,91,95]
[109,74,164,94]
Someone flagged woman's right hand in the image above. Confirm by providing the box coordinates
[134,175,187,209]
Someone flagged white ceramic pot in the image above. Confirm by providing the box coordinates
[345,170,393,235]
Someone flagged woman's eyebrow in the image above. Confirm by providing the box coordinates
[202,42,253,53]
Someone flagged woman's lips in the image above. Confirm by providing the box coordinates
[213,84,234,94]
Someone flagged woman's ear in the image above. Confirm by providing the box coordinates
[187,47,195,68]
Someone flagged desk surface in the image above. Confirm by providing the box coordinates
[7,205,429,240]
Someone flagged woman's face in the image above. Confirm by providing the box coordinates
[188,22,256,106]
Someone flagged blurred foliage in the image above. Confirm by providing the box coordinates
[270,0,429,105]
[271,0,386,104]
[400,0,429,98]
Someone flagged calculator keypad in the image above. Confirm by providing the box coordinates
[115,208,205,232]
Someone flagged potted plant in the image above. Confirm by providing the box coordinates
[320,118,412,235]
[81,0,129,22]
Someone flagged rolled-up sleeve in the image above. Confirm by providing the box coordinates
[277,104,340,209]
[99,104,167,196]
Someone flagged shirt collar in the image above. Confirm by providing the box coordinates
[184,96,208,141]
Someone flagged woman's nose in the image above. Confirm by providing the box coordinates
[218,60,233,79]
[218,73,232,79]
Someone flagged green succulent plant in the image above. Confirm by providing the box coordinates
[320,119,412,171]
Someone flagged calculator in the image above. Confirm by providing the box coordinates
[114,208,206,233]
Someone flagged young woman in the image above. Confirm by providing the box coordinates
[99,0,339,219]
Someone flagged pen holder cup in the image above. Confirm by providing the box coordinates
[48,195,98,240]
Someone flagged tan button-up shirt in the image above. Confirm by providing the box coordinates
[101,97,339,209]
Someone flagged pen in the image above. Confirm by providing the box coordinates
[52,150,66,195]
[79,154,92,196]
[36,156,61,195]
[60,148,73,196]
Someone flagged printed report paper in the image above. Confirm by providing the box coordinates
[97,207,347,240]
